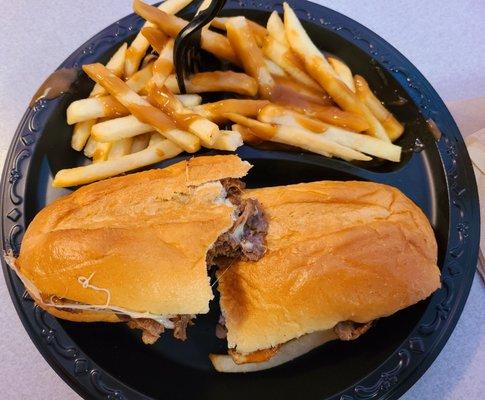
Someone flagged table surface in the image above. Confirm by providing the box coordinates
[0,1,484,399]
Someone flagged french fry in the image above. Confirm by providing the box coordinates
[225,113,371,161]
[68,92,197,124]
[264,59,286,77]
[71,119,96,151]
[208,130,243,151]
[258,104,401,161]
[328,57,355,92]
[92,115,152,142]
[126,61,154,94]
[177,94,202,107]
[149,132,164,146]
[232,124,264,145]
[270,75,333,107]
[131,132,152,153]
[148,85,220,145]
[210,17,227,31]
[283,3,389,142]
[225,16,274,98]
[265,10,323,89]
[67,0,404,172]
[282,3,337,81]
[133,0,184,37]
[141,26,168,53]
[92,141,112,163]
[125,0,192,77]
[263,35,318,88]
[84,136,98,158]
[67,96,127,125]
[266,11,288,46]
[83,63,200,153]
[245,19,270,43]
[211,17,268,46]
[67,64,155,125]
[150,39,174,88]
[71,42,128,151]
[193,99,270,123]
[133,0,239,65]
[291,103,369,132]
[354,75,404,141]
[164,71,258,96]
[90,43,128,97]
[107,138,134,160]
[53,139,183,187]
[323,129,401,162]
[210,17,228,31]
[141,53,158,69]
[258,103,329,132]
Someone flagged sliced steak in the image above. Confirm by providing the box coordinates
[172,314,194,341]
[333,320,373,341]
[221,178,245,205]
[206,179,268,266]
[127,318,165,345]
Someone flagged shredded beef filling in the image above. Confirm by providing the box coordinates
[206,179,268,266]
[127,318,165,345]
[172,314,194,341]
[221,178,245,205]
[50,296,196,344]
[128,315,194,344]
[333,320,374,341]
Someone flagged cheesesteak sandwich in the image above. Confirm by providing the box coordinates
[211,181,441,372]
[6,155,268,344]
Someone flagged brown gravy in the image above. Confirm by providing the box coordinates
[100,96,129,118]
[270,76,332,106]
[130,103,175,131]
[294,114,327,133]
[141,27,168,53]
[203,99,269,120]
[149,86,201,130]
[29,68,78,107]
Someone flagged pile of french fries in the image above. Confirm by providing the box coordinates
[54,0,404,187]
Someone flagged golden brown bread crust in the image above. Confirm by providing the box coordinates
[16,155,251,321]
[218,181,440,353]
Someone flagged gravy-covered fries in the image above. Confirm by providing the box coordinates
[59,0,404,187]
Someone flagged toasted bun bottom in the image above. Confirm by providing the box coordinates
[210,330,337,373]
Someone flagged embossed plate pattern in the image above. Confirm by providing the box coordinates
[1,1,479,399]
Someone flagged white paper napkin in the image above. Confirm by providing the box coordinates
[447,98,485,280]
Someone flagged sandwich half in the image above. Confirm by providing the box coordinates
[211,181,441,372]
[7,155,268,344]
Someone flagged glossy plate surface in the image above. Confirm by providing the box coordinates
[1,1,479,399]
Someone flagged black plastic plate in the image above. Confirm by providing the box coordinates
[1,1,480,399]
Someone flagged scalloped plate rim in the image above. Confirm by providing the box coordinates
[0,1,480,399]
